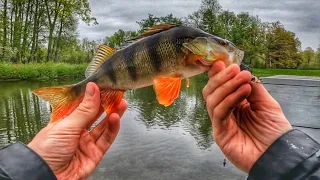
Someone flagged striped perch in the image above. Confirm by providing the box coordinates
[32,24,248,123]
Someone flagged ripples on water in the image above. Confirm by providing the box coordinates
[0,75,214,150]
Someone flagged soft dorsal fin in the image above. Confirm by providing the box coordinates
[131,24,179,42]
[85,45,116,78]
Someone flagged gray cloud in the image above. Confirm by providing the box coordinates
[78,0,319,50]
[219,0,320,49]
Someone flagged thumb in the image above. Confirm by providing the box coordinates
[61,82,101,129]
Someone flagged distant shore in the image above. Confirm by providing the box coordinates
[0,63,87,81]
[253,68,320,78]
[0,63,320,81]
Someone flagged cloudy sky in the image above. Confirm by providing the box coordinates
[78,0,320,50]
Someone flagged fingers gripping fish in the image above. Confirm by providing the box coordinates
[32,24,259,123]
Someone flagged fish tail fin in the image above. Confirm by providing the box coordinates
[100,89,125,115]
[32,85,82,123]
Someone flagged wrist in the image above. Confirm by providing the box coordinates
[54,164,79,180]
[0,142,57,179]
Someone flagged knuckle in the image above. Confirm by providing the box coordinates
[206,94,215,108]
[213,108,221,119]
[76,101,94,115]
[202,85,208,98]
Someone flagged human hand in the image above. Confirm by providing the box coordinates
[28,82,128,180]
[202,61,292,173]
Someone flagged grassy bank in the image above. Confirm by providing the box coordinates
[0,63,87,81]
[1,63,320,81]
[253,68,320,78]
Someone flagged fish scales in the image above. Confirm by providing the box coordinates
[145,30,163,72]
[122,44,138,81]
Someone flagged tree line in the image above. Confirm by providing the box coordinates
[104,0,320,69]
[1,0,319,69]
[0,0,98,64]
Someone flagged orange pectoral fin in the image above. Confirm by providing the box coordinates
[100,89,125,116]
[186,54,204,64]
[153,77,182,107]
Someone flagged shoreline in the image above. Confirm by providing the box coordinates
[0,63,320,81]
[0,63,87,81]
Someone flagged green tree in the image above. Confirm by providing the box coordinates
[265,22,301,68]
[229,13,267,67]
[81,38,99,62]
[1,0,8,59]
[105,13,182,49]
[103,29,138,49]
[316,45,320,63]
[187,1,267,67]
[187,0,222,35]
[0,0,97,63]
[136,13,183,31]
[45,0,97,62]
[303,47,315,64]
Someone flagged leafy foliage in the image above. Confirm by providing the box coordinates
[0,0,319,70]
[0,0,97,63]
[136,13,183,31]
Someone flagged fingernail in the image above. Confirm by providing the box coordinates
[86,83,95,96]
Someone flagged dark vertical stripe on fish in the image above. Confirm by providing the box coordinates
[170,28,184,56]
[123,46,138,81]
[106,62,117,84]
[146,35,162,72]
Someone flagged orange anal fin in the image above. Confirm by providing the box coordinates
[50,97,83,123]
[153,77,182,107]
[100,89,125,116]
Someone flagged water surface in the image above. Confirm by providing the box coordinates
[0,76,248,179]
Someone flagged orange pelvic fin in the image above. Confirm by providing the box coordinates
[32,86,81,123]
[100,89,125,115]
[153,76,182,107]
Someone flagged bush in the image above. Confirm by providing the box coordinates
[297,63,320,70]
[0,62,87,80]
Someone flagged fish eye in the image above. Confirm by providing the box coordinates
[219,40,228,46]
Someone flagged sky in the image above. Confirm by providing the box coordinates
[77,0,320,50]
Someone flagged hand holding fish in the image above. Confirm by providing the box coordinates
[202,61,293,174]
[28,82,128,180]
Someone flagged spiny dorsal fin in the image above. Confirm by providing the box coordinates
[131,24,179,42]
[120,24,179,49]
[85,45,116,78]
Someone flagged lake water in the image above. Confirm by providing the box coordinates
[1,75,320,180]
[0,76,247,179]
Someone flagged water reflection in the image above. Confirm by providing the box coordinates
[0,80,78,147]
[0,75,214,149]
[124,75,214,149]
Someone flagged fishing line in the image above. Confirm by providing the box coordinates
[291,125,320,130]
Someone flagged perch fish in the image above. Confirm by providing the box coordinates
[33,24,250,123]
